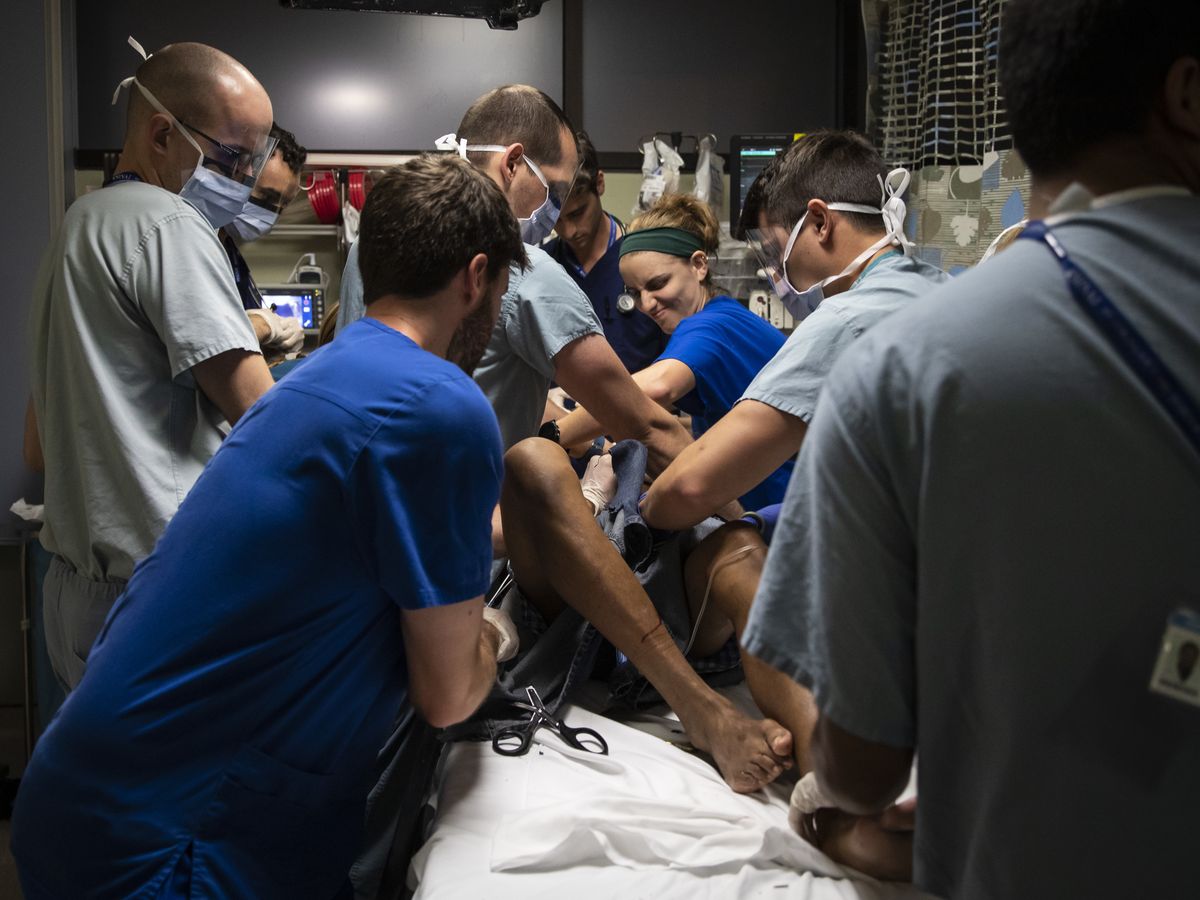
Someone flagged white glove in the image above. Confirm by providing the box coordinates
[580,453,617,516]
[788,771,836,835]
[248,307,305,357]
[482,606,519,663]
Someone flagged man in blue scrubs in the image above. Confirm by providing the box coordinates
[12,153,524,899]
[544,131,666,373]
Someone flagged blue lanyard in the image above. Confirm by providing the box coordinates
[1019,221,1200,459]
[103,171,142,187]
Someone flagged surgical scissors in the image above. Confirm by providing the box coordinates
[492,686,609,757]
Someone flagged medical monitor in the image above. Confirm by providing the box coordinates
[258,284,325,333]
[729,134,797,236]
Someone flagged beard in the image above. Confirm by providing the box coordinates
[446,299,497,375]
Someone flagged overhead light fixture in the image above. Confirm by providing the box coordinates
[279,0,547,30]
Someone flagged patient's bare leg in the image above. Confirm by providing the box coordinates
[683,521,813,772]
[502,438,791,793]
[685,522,913,881]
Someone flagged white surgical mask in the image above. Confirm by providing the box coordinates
[436,133,563,244]
[228,201,280,243]
[777,168,914,322]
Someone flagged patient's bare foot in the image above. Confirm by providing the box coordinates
[682,696,793,793]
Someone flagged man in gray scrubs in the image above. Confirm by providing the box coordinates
[26,42,277,689]
[338,86,690,481]
[745,1,1200,897]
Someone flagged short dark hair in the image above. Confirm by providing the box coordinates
[567,130,601,197]
[358,154,527,304]
[456,84,576,167]
[1000,0,1200,176]
[270,123,307,176]
[766,130,889,234]
[735,155,782,240]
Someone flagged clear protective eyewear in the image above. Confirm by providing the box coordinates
[110,37,276,188]
[744,226,792,299]
[435,132,578,210]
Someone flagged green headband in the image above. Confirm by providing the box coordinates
[619,227,706,259]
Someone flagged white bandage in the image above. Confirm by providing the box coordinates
[482,606,519,663]
[248,307,305,357]
[789,771,835,816]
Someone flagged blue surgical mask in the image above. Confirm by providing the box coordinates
[436,133,563,244]
[228,201,280,244]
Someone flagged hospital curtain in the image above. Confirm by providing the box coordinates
[861,0,1031,273]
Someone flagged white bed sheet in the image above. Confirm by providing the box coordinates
[412,686,932,900]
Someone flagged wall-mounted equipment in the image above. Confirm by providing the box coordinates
[729,134,798,236]
[278,0,546,30]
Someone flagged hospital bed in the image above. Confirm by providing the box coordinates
[410,683,932,900]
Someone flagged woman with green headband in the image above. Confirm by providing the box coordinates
[556,193,794,510]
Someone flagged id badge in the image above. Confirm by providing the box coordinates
[1149,608,1200,708]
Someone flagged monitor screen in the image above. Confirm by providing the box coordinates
[730,134,797,235]
[259,287,319,331]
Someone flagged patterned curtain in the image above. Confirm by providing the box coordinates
[862,0,1031,273]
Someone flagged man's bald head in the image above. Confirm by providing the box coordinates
[124,42,271,144]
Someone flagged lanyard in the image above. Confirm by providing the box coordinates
[1019,221,1200,459]
[103,171,142,187]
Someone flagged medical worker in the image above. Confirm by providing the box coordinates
[641,129,949,530]
[26,41,277,690]
[12,153,523,899]
[556,192,793,510]
[221,123,308,361]
[745,0,1200,896]
[337,85,691,473]
[544,130,666,372]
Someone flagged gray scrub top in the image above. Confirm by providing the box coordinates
[340,241,602,450]
[744,193,1200,900]
[739,252,949,422]
[29,181,259,581]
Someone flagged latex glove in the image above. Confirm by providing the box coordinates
[580,453,617,516]
[248,307,305,357]
[482,606,519,663]
[740,503,782,544]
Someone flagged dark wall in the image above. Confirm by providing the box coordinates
[76,1,564,151]
[3,2,52,545]
[578,0,839,155]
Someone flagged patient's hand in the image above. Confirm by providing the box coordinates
[799,797,915,882]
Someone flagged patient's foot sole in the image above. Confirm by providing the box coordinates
[683,698,793,793]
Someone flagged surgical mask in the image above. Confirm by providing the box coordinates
[436,133,563,244]
[751,168,914,323]
[227,200,279,243]
[110,37,275,230]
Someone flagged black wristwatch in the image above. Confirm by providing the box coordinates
[538,418,562,444]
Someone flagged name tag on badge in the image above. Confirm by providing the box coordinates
[1149,608,1200,708]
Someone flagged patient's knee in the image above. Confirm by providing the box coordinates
[503,437,578,505]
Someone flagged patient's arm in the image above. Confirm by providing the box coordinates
[402,597,501,729]
[642,399,807,531]
[551,334,692,476]
[556,357,695,447]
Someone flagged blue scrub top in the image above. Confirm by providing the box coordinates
[545,217,666,373]
[657,296,793,510]
[11,318,503,899]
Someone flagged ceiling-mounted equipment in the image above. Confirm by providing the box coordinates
[279,0,547,30]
